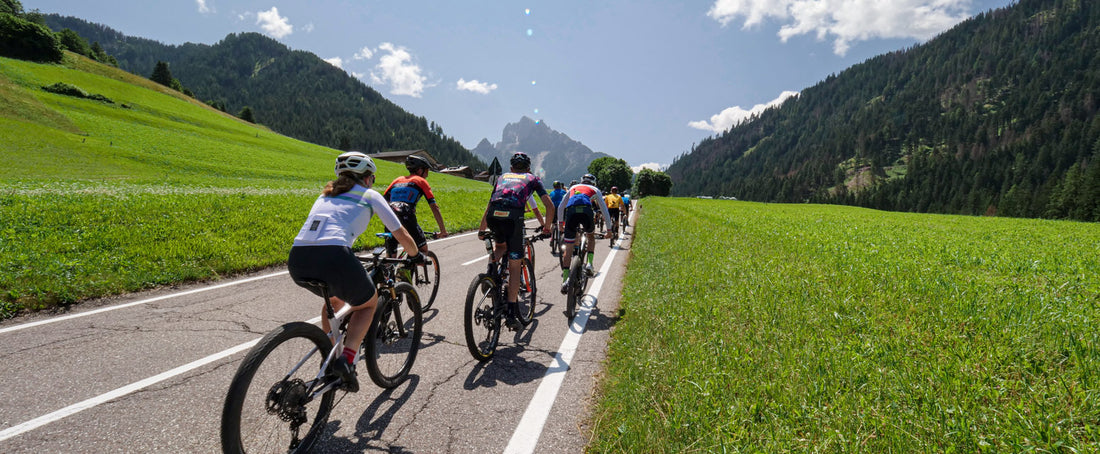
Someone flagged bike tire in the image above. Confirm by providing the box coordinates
[525,239,536,269]
[399,250,440,311]
[363,282,422,389]
[566,253,584,322]
[517,257,537,325]
[464,274,501,361]
[222,322,335,454]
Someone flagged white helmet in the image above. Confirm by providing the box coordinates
[334,151,376,176]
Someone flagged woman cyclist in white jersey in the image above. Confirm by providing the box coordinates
[287,151,423,392]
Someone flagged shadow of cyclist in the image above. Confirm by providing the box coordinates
[314,374,422,453]
[461,344,551,390]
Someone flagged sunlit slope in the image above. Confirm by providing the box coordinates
[0,52,489,316]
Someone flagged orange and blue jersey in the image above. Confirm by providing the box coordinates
[384,175,436,206]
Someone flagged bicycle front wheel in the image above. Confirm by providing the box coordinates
[222,322,335,454]
[363,282,422,389]
[400,250,440,311]
[464,274,501,361]
[517,256,537,325]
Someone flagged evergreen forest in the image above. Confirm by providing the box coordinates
[667,0,1100,221]
[42,15,486,171]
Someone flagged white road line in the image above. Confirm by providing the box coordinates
[0,313,325,443]
[504,209,634,454]
[0,272,289,335]
[0,232,478,336]
[463,254,490,266]
[0,338,259,442]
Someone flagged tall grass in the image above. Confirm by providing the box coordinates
[592,198,1100,452]
[0,53,490,317]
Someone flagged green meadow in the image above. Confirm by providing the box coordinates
[594,198,1100,452]
[0,53,489,318]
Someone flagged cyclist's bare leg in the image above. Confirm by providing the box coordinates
[321,295,378,352]
[506,257,522,302]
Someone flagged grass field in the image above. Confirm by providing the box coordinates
[0,53,490,318]
[592,198,1100,452]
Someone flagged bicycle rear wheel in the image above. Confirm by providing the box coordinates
[565,253,584,322]
[517,256,537,325]
[399,250,440,311]
[222,322,335,454]
[464,274,501,361]
[363,282,422,389]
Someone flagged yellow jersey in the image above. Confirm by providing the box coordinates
[604,194,623,209]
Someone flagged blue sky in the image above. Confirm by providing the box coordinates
[28,0,1015,171]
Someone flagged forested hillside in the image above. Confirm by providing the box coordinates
[43,15,486,170]
[668,0,1100,221]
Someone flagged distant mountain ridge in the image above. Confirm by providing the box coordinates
[472,116,610,183]
[42,15,486,170]
[668,0,1100,221]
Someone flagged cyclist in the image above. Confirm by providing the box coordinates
[604,186,624,238]
[478,152,555,330]
[288,151,423,392]
[557,174,610,294]
[548,181,568,210]
[382,154,449,257]
[621,192,631,227]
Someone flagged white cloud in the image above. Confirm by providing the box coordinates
[324,57,344,69]
[196,0,213,14]
[302,22,315,33]
[632,162,666,173]
[689,90,799,133]
[353,46,374,60]
[369,42,427,97]
[707,0,974,55]
[256,7,293,39]
[456,78,498,94]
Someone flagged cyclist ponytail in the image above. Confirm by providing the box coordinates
[324,172,371,196]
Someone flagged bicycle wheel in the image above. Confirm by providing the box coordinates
[517,257,537,325]
[363,282,422,389]
[399,250,440,311]
[464,274,501,361]
[525,239,536,269]
[565,253,584,322]
[222,322,335,454]
[549,225,560,257]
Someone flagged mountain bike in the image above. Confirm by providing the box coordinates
[464,228,545,361]
[564,232,594,322]
[607,212,620,247]
[548,221,563,258]
[221,248,423,453]
[380,232,441,310]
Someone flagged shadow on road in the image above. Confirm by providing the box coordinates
[313,374,422,453]
[461,344,551,390]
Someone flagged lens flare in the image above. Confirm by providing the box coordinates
[525,8,531,15]
[534,108,539,114]
[526,29,533,37]
[531,80,537,86]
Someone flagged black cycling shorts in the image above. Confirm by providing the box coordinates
[385,203,427,254]
[288,245,376,306]
[486,205,525,260]
[563,204,594,243]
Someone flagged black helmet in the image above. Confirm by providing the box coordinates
[406,154,433,172]
[510,152,531,170]
[582,173,596,185]
[553,180,563,189]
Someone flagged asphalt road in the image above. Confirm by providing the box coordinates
[0,209,636,453]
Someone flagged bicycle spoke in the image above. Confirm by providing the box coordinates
[363,283,422,389]
[222,323,335,454]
